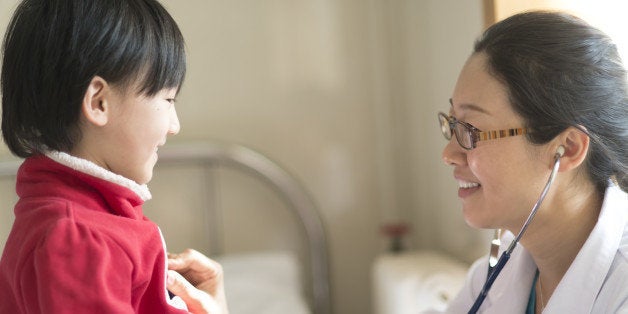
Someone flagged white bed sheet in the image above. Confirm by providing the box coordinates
[216,251,311,314]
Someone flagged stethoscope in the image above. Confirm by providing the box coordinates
[468,146,565,314]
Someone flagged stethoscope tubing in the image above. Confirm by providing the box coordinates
[468,152,562,314]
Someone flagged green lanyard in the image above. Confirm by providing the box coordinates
[526,269,540,314]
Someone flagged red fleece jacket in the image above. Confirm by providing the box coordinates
[0,155,188,313]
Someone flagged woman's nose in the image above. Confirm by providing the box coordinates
[442,136,465,166]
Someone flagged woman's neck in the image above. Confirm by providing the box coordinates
[518,177,603,303]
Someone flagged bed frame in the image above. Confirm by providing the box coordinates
[0,141,332,314]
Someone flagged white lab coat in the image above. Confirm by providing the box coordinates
[445,183,628,313]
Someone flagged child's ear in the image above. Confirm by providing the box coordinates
[82,76,110,127]
[554,126,590,172]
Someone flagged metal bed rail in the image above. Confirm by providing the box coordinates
[156,141,332,314]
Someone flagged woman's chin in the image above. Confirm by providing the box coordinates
[462,208,494,229]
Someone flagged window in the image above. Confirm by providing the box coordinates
[485,0,628,63]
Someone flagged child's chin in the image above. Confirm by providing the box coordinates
[131,167,154,185]
[138,172,153,185]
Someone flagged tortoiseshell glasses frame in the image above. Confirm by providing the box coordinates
[438,112,528,150]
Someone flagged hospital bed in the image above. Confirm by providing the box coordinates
[0,141,332,314]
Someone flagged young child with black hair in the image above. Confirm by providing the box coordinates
[0,1,228,313]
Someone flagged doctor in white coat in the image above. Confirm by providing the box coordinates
[438,11,628,313]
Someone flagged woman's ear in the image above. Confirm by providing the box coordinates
[555,126,590,172]
[82,76,110,127]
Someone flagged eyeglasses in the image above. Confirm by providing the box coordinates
[438,112,528,150]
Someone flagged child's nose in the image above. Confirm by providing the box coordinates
[169,108,180,135]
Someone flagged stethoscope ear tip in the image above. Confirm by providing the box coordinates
[556,145,565,158]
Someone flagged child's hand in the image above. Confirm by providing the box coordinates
[167,249,229,314]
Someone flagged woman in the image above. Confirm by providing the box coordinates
[439,11,628,313]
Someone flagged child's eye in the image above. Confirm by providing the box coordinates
[166,98,176,106]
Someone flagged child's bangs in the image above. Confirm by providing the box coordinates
[134,3,186,96]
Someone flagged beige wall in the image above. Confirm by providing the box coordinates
[0,1,487,313]
[378,1,489,263]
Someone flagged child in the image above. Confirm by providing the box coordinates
[0,0,227,313]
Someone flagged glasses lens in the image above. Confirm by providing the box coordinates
[453,123,473,149]
[438,114,452,140]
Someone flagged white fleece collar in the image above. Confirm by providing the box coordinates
[45,151,152,201]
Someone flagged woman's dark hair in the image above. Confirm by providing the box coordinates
[474,11,628,193]
[1,0,186,157]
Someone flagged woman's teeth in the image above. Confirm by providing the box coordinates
[458,180,480,189]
